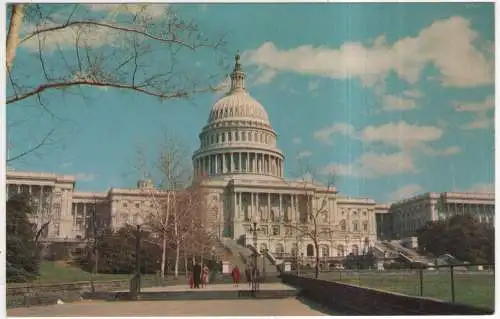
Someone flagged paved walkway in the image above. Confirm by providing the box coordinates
[115,282,295,292]
[8,299,328,316]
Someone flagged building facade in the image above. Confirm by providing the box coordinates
[377,192,495,240]
[6,172,167,240]
[6,55,494,257]
[191,54,378,259]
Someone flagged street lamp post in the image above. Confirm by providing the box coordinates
[133,215,144,298]
[250,221,258,267]
[249,221,258,292]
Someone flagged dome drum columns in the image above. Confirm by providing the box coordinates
[194,151,283,178]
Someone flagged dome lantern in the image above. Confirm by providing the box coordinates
[230,50,246,93]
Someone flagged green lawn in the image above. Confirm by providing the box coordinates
[9,261,131,286]
[319,270,494,310]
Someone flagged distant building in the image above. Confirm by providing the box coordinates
[6,171,169,241]
[376,192,495,240]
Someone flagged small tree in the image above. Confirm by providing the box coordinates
[284,160,337,279]
[6,194,41,282]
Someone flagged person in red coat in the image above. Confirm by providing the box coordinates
[188,271,194,289]
[231,265,241,287]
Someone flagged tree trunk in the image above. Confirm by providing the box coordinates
[314,241,320,279]
[184,251,188,277]
[174,239,180,278]
[160,232,167,278]
[6,4,24,73]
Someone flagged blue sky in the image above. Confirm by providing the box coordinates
[6,3,495,203]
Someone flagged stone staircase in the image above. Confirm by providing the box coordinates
[209,236,247,271]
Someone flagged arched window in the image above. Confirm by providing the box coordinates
[306,244,314,257]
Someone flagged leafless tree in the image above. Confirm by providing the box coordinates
[136,133,191,279]
[6,4,227,162]
[284,159,337,279]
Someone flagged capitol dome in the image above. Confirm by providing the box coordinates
[192,52,285,180]
[208,91,270,125]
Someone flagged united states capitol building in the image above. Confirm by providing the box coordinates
[6,55,495,261]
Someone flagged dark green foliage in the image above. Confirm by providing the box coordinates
[76,225,162,274]
[343,252,376,269]
[416,214,494,264]
[6,194,41,283]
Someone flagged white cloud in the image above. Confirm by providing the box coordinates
[453,95,494,130]
[421,145,461,156]
[254,68,277,85]
[464,182,494,194]
[389,184,423,201]
[87,4,168,18]
[403,89,423,99]
[381,95,418,111]
[243,16,493,88]
[296,151,312,159]
[322,151,417,178]
[461,115,494,130]
[20,4,169,52]
[75,173,97,182]
[360,121,443,149]
[453,95,494,112]
[314,123,355,144]
[21,22,122,52]
[292,137,302,144]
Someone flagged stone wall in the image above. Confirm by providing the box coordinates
[281,274,493,315]
[6,278,156,308]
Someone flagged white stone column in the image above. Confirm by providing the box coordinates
[268,193,271,221]
[234,192,238,220]
[250,192,254,221]
[256,193,260,220]
[222,153,226,173]
[231,153,234,173]
[238,152,242,172]
[291,194,295,222]
[279,193,282,220]
[239,192,243,220]
[215,154,219,174]
[253,154,256,173]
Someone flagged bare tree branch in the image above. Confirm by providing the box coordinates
[7,128,56,163]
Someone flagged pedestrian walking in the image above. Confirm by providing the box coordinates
[231,265,241,287]
[193,262,202,289]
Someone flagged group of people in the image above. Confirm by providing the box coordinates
[188,262,261,290]
[188,263,209,289]
[230,264,261,289]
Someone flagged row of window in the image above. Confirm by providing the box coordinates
[259,242,370,257]
[200,130,275,148]
[340,209,369,217]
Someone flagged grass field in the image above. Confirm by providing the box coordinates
[8,261,131,286]
[317,270,494,310]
